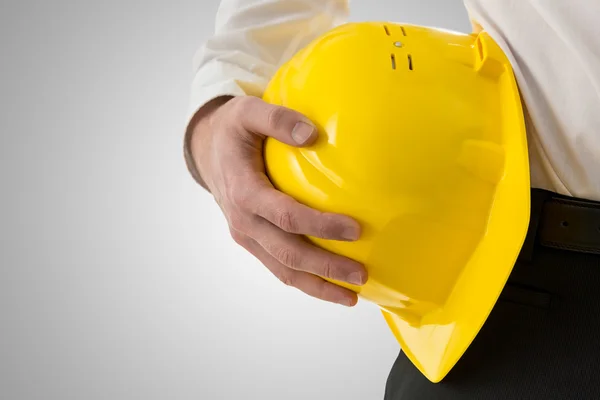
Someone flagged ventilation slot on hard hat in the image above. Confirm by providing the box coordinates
[391,54,397,69]
[408,54,413,70]
[384,25,406,36]
[476,36,484,61]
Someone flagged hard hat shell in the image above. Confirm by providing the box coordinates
[262,22,531,383]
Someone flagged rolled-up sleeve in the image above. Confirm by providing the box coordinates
[186,0,349,125]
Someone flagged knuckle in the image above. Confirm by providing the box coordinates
[230,189,245,208]
[228,185,247,207]
[240,95,259,106]
[320,257,337,280]
[274,209,297,232]
[316,213,339,239]
[228,212,246,233]
[229,180,258,210]
[231,96,252,118]
[315,281,332,300]
[234,95,252,106]
[224,181,238,202]
[243,95,261,109]
[267,106,288,131]
[275,246,298,269]
[229,228,246,246]
[316,219,331,239]
[276,271,295,287]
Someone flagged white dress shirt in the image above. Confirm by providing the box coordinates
[188,0,600,201]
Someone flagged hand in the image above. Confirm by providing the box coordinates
[188,95,368,306]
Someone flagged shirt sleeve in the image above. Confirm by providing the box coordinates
[186,0,350,126]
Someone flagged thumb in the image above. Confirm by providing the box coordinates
[237,96,318,146]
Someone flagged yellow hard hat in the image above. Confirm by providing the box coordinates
[262,22,531,383]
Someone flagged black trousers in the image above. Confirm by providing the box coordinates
[384,190,600,399]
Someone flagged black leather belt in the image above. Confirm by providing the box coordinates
[519,189,600,261]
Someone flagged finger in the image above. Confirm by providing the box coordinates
[248,183,361,241]
[235,96,318,146]
[241,233,359,307]
[249,217,367,286]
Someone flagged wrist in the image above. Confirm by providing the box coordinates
[184,96,233,191]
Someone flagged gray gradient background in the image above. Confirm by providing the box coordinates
[0,1,469,399]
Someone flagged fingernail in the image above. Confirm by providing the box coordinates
[347,271,366,286]
[341,226,360,241]
[341,297,355,307]
[291,121,316,145]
